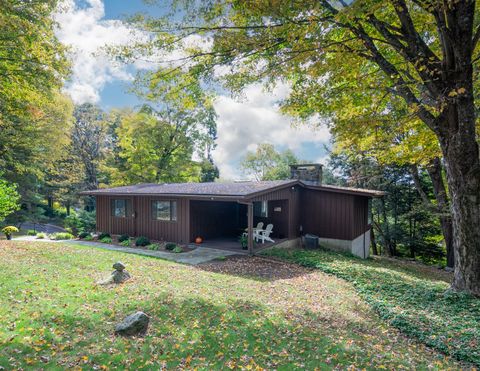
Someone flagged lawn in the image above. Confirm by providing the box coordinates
[0,241,467,370]
[261,247,480,367]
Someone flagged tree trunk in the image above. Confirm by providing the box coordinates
[426,158,454,268]
[371,230,378,255]
[432,0,480,295]
[380,197,394,256]
[438,116,480,295]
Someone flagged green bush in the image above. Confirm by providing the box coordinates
[36,232,47,239]
[118,234,130,243]
[98,232,111,240]
[78,232,90,239]
[27,230,36,236]
[64,210,96,235]
[84,235,93,241]
[99,237,112,244]
[146,243,160,251]
[51,232,74,240]
[120,239,131,247]
[165,242,177,251]
[172,246,183,253]
[135,236,150,247]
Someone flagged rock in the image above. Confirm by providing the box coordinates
[114,311,149,336]
[97,261,130,285]
[111,269,131,284]
[445,266,454,273]
[113,261,126,271]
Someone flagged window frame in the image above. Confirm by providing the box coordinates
[152,200,177,222]
[111,199,131,218]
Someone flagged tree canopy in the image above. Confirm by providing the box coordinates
[123,0,480,295]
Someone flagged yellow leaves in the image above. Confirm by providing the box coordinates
[448,87,467,97]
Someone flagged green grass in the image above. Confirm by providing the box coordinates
[261,247,480,366]
[0,241,466,370]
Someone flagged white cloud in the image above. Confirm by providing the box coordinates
[212,83,331,180]
[54,1,330,179]
[55,0,141,103]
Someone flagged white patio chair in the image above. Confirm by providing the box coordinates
[254,223,274,243]
[244,222,264,237]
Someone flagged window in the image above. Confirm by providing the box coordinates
[253,200,268,218]
[111,199,131,218]
[152,200,177,221]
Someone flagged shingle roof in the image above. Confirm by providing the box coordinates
[80,180,297,198]
[80,179,385,198]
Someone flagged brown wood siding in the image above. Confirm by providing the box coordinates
[96,195,189,243]
[135,196,189,243]
[96,195,135,236]
[353,196,369,238]
[249,185,301,239]
[300,189,369,240]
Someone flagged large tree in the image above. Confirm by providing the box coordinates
[127,0,480,295]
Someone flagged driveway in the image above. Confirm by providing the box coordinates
[19,222,65,234]
[13,237,239,265]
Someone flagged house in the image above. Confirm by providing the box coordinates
[80,164,384,258]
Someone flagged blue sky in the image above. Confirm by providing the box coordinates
[56,0,331,179]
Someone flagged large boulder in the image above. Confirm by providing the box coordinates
[114,311,150,336]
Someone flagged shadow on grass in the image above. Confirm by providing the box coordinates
[0,293,378,370]
[196,255,313,282]
[261,247,480,367]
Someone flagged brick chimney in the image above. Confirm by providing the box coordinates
[290,164,323,184]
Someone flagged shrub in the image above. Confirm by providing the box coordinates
[2,226,19,237]
[64,227,77,237]
[78,232,90,239]
[165,242,177,251]
[118,234,130,243]
[98,232,111,240]
[84,235,93,241]
[135,236,150,247]
[147,243,160,251]
[172,246,183,253]
[120,239,131,247]
[51,232,74,240]
[27,230,36,236]
[36,232,47,239]
[99,236,112,244]
[64,210,96,235]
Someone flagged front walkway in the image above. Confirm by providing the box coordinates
[13,237,239,265]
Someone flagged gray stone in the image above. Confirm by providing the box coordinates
[113,261,126,271]
[114,311,149,336]
[111,269,131,284]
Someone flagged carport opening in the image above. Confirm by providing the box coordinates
[189,199,289,250]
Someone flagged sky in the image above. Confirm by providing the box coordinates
[55,0,332,180]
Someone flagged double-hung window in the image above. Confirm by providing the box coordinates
[111,199,131,218]
[152,200,177,221]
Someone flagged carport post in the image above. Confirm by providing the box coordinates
[247,202,254,256]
